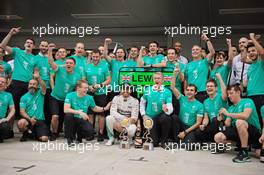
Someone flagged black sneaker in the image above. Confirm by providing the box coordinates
[97,133,104,142]
[49,133,57,141]
[86,135,94,141]
[232,151,251,163]
[260,149,264,163]
[67,139,75,147]
[76,136,82,144]
[20,132,29,142]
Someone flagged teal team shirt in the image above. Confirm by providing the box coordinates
[86,61,110,95]
[70,55,87,77]
[11,47,36,82]
[0,91,14,119]
[247,60,264,96]
[178,94,204,126]
[142,54,165,71]
[142,86,172,118]
[210,64,230,93]
[0,60,12,77]
[203,93,228,122]
[35,54,51,89]
[64,92,96,119]
[227,98,261,131]
[51,66,82,101]
[185,58,209,92]
[19,89,45,120]
[164,61,185,92]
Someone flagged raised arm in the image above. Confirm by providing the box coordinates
[47,44,58,71]
[226,38,235,67]
[215,73,227,100]
[201,34,215,62]
[0,27,20,54]
[103,38,113,63]
[33,69,46,95]
[137,46,145,67]
[170,67,181,99]
[249,33,264,61]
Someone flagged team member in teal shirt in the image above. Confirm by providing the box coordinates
[48,46,82,141]
[195,73,228,143]
[170,68,204,150]
[85,50,111,142]
[64,80,110,145]
[214,85,262,163]
[70,42,87,77]
[184,34,215,103]
[241,33,264,129]
[17,71,49,142]
[0,47,12,85]
[0,77,15,143]
[140,72,173,148]
[0,27,38,118]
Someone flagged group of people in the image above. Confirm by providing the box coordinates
[0,27,264,164]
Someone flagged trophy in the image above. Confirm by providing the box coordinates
[119,118,130,149]
[134,120,143,149]
[142,118,154,151]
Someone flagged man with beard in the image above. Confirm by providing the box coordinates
[0,27,38,118]
[140,72,173,148]
[48,46,82,141]
[85,50,111,142]
[241,33,264,129]
[35,41,52,131]
[17,71,48,142]
[105,83,139,146]
[0,77,15,143]
[70,42,87,77]
[174,41,188,64]
[170,68,204,150]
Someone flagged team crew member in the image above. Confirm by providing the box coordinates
[64,80,110,145]
[17,71,49,142]
[229,37,250,86]
[241,33,264,128]
[50,47,68,89]
[86,50,111,141]
[214,85,262,163]
[170,68,204,150]
[48,46,82,141]
[71,42,87,77]
[103,38,135,98]
[209,39,234,93]
[35,41,52,130]
[105,83,139,146]
[140,72,173,148]
[184,34,215,103]
[195,74,228,143]
[164,48,185,115]
[1,27,37,117]
[174,41,188,64]
[0,47,12,85]
[0,77,15,143]
[259,105,264,163]
[137,41,166,70]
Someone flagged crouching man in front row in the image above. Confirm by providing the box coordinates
[105,83,139,146]
[17,71,49,142]
[64,80,110,145]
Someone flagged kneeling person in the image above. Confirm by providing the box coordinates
[105,83,139,146]
[17,72,48,142]
[64,80,110,145]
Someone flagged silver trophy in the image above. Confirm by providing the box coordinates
[142,118,154,151]
[119,118,130,149]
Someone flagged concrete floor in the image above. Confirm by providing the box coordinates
[0,133,263,175]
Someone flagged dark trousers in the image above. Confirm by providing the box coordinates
[7,80,28,118]
[171,115,196,145]
[0,122,12,140]
[44,89,52,131]
[150,113,171,147]
[64,114,94,141]
[194,117,219,143]
[248,95,264,129]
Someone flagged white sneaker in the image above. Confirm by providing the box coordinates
[105,137,115,146]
